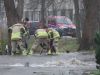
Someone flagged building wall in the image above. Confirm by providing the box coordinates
[23,0,74,21]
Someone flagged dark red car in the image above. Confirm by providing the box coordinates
[48,16,76,37]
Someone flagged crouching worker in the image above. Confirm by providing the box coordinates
[31,27,49,54]
[47,28,60,54]
[9,22,26,55]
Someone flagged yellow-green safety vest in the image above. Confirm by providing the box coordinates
[35,29,48,38]
[10,23,25,40]
[11,32,22,40]
[48,29,60,39]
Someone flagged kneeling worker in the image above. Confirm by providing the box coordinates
[47,28,60,54]
[31,26,49,54]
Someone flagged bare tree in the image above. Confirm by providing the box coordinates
[79,0,98,50]
[4,0,24,54]
[73,0,81,43]
[16,0,24,20]
[4,0,19,54]
[96,0,100,31]
[29,0,40,10]
[40,0,46,27]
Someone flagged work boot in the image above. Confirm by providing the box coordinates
[12,51,16,55]
[47,49,52,55]
[22,50,27,55]
[28,50,33,55]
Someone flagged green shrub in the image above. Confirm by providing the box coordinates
[90,70,100,75]
[94,32,100,65]
[58,37,79,52]
[0,40,7,54]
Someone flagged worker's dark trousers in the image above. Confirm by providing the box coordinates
[50,39,56,53]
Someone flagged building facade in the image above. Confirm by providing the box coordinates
[23,0,75,21]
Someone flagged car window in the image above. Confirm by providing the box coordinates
[48,17,73,25]
[56,18,66,24]
[56,18,72,25]
[66,18,73,24]
[48,18,56,24]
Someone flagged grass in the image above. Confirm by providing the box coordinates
[0,36,79,55]
[58,37,79,53]
[90,70,100,75]
[0,40,7,54]
[28,36,79,53]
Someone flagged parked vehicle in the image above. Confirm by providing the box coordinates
[48,16,76,37]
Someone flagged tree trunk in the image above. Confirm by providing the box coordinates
[73,0,81,44]
[52,1,57,16]
[41,0,46,28]
[16,0,24,20]
[4,0,19,54]
[97,1,100,31]
[79,0,98,50]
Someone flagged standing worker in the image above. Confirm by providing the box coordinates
[21,17,30,51]
[9,22,26,55]
[22,17,30,39]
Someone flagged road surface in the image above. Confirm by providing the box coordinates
[0,51,96,75]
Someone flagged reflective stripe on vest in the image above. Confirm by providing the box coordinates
[48,31,54,39]
[11,32,21,40]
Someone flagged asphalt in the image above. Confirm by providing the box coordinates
[0,51,96,75]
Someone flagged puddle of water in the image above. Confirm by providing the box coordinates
[0,63,24,67]
[0,58,96,69]
[10,63,24,67]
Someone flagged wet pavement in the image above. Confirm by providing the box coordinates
[0,51,96,75]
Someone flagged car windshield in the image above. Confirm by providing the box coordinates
[56,18,73,25]
[48,17,73,25]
